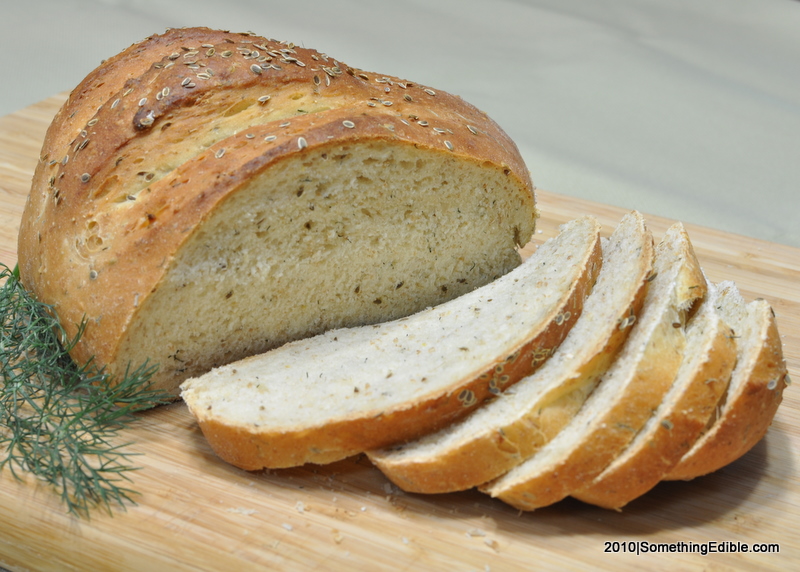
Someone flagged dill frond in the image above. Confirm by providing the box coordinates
[0,263,167,518]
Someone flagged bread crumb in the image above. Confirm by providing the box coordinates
[295,501,306,513]
[484,538,499,552]
[282,523,294,531]
[466,528,487,537]
[227,507,257,515]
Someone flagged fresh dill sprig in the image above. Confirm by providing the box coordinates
[0,262,167,518]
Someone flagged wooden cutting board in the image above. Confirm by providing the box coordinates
[1,95,798,572]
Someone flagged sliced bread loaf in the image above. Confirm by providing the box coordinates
[665,282,788,481]
[180,216,602,469]
[368,211,654,493]
[482,222,707,511]
[572,282,736,509]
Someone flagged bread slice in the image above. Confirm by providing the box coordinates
[482,222,707,511]
[368,211,654,493]
[180,216,602,469]
[17,28,538,396]
[665,282,788,481]
[572,283,736,509]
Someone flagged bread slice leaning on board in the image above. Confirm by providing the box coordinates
[481,221,709,510]
[180,216,603,469]
[16,27,538,397]
[571,282,736,509]
[665,281,788,481]
[492,277,787,511]
[367,211,655,493]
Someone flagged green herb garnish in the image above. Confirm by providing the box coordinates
[1,262,166,518]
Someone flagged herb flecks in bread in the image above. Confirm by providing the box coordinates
[17,27,537,396]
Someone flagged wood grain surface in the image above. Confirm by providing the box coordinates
[1,95,798,571]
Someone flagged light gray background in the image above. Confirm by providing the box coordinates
[2,0,799,246]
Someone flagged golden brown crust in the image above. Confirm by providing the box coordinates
[19,28,246,287]
[188,230,602,469]
[665,301,788,480]
[17,27,536,384]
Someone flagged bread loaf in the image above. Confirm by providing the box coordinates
[368,211,654,493]
[482,222,707,510]
[16,27,537,396]
[179,216,602,469]
[19,26,787,511]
